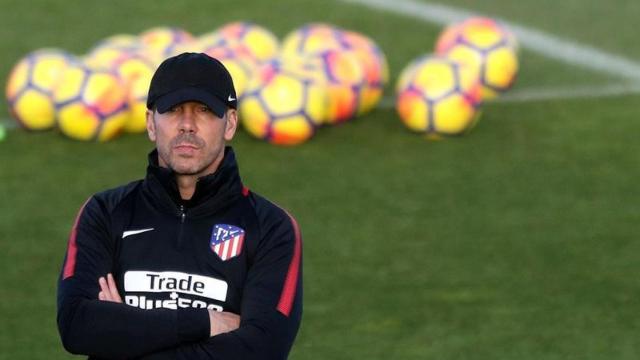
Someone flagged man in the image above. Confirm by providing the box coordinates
[57,52,303,359]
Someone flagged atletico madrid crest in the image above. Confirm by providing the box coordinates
[210,224,245,261]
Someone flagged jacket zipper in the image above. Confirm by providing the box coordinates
[177,204,186,248]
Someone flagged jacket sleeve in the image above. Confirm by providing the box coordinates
[57,196,210,359]
[139,203,303,360]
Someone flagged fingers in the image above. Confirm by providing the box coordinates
[99,277,110,299]
[222,311,241,327]
[97,274,123,303]
[208,310,241,336]
[107,273,123,303]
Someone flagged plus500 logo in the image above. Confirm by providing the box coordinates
[123,270,227,311]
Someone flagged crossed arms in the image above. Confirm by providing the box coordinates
[57,196,302,360]
[98,273,240,338]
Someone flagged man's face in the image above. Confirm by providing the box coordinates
[146,101,238,177]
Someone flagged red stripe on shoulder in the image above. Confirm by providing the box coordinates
[277,211,302,317]
[242,186,250,197]
[62,198,91,280]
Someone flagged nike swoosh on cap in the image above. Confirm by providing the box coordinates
[122,228,155,239]
[228,95,236,102]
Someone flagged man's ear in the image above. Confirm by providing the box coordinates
[224,109,238,141]
[146,109,156,142]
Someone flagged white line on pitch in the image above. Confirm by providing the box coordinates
[378,83,640,108]
[496,83,640,103]
[339,0,640,82]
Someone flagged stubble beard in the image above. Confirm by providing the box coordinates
[159,133,216,176]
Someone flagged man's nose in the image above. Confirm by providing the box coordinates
[178,109,197,133]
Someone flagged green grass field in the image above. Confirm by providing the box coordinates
[2,0,640,359]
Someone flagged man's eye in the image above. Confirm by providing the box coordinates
[199,106,212,112]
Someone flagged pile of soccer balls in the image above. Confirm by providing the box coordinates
[396,17,519,139]
[5,17,518,144]
[5,22,388,145]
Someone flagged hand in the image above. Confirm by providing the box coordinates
[98,273,123,303]
[208,310,240,336]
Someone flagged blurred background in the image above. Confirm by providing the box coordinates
[1,0,640,358]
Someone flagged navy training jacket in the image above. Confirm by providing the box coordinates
[57,147,303,359]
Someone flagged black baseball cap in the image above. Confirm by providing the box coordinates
[146,52,237,117]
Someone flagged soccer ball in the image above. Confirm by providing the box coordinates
[5,48,75,130]
[53,63,130,141]
[436,17,518,53]
[108,52,156,133]
[396,55,482,138]
[84,34,141,69]
[203,21,280,63]
[95,34,141,49]
[298,49,367,125]
[239,58,328,146]
[282,24,371,124]
[281,24,389,96]
[281,23,388,120]
[435,17,518,100]
[338,29,389,114]
[139,26,195,63]
[281,23,339,54]
[200,44,259,99]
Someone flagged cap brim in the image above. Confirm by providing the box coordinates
[154,87,227,118]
